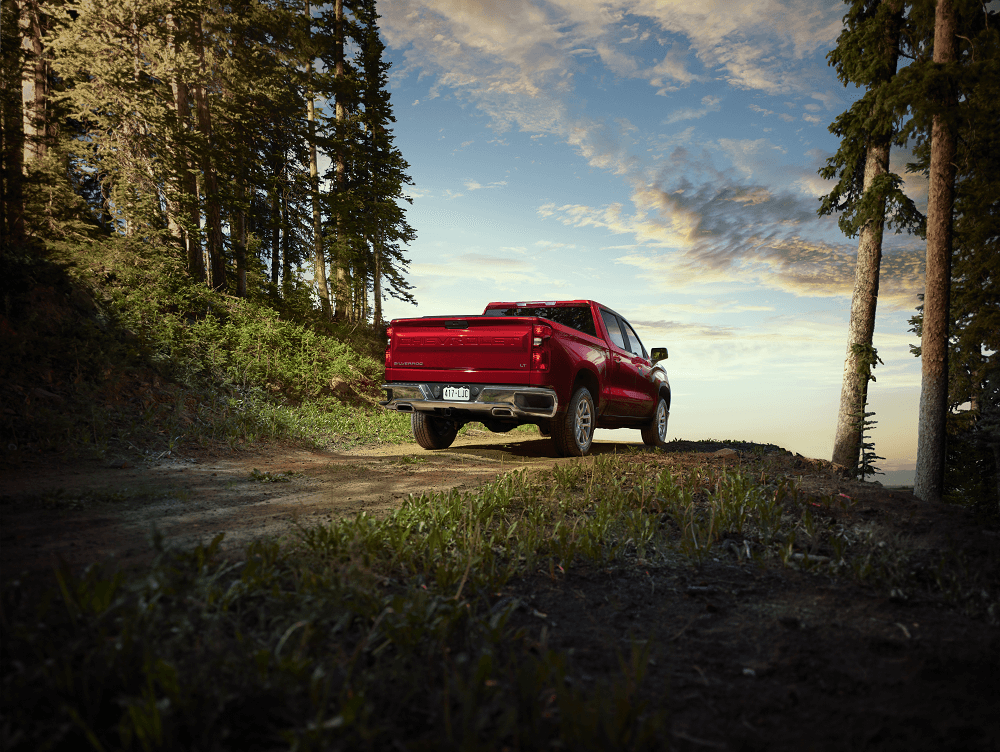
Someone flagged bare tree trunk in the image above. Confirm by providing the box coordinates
[2,0,26,249]
[169,19,203,280]
[914,0,958,502]
[305,1,331,318]
[164,13,188,254]
[19,0,46,165]
[194,15,225,291]
[307,89,331,314]
[234,164,248,298]
[332,0,349,319]
[831,139,890,470]
[270,180,280,288]
[281,176,292,298]
[373,235,382,327]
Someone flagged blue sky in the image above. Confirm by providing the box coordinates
[372,0,931,483]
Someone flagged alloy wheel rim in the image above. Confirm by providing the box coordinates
[575,398,593,447]
[657,402,667,440]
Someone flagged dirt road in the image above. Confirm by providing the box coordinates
[1,429,632,573]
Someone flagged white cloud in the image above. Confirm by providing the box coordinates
[380,0,842,137]
[664,95,721,124]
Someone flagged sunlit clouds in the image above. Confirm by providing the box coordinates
[377,0,926,478]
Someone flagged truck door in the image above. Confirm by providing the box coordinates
[618,317,657,416]
[598,308,633,417]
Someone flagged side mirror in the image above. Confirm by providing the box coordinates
[650,347,668,363]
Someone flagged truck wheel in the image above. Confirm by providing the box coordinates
[552,387,595,457]
[641,396,669,448]
[412,413,459,450]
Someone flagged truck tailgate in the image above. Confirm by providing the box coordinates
[388,317,532,378]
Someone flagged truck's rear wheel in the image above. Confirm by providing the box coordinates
[552,386,594,457]
[412,413,459,450]
[641,396,669,448]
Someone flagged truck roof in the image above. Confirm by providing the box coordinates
[484,300,596,308]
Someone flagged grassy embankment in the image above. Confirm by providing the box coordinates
[1,237,413,463]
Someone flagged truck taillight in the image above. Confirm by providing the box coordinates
[532,324,552,347]
[385,326,392,369]
[532,350,549,371]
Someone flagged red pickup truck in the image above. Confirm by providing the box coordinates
[380,300,670,457]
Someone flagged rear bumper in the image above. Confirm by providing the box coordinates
[380,383,559,420]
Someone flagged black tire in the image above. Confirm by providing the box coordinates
[412,412,459,450]
[641,396,669,448]
[552,387,595,457]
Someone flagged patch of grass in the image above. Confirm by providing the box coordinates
[249,469,294,483]
[4,453,996,751]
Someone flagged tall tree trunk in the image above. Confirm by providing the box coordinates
[194,15,225,291]
[305,1,332,318]
[915,0,958,501]
[164,13,189,255]
[2,0,26,250]
[332,0,349,319]
[169,19,203,280]
[373,234,382,327]
[19,0,46,165]
[831,0,903,472]
[234,161,248,298]
[831,145,890,471]
[270,179,280,288]
[281,177,292,297]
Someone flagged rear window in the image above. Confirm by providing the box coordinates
[485,305,598,338]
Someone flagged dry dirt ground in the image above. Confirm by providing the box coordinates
[1,428,594,572]
[2,432,999,751]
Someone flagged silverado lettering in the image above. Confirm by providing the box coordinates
[381,299,671,458]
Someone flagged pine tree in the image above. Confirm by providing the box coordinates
[819,0,921,472]
[912,0,958,501]
[21,0,417,318]
[350,0,415,324]
[906,0,999,507]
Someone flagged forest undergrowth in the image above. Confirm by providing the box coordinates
[0,237,412,466]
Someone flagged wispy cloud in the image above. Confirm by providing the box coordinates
[665,95,721,124]
[380,1,914,310]
[538,146,925,308]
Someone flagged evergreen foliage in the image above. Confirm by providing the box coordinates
[818,0,922,237]
[820,0,921,474]
[26,0,414,320]
[850,343,884,480]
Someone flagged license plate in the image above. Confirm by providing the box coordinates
[443,386,470,401]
